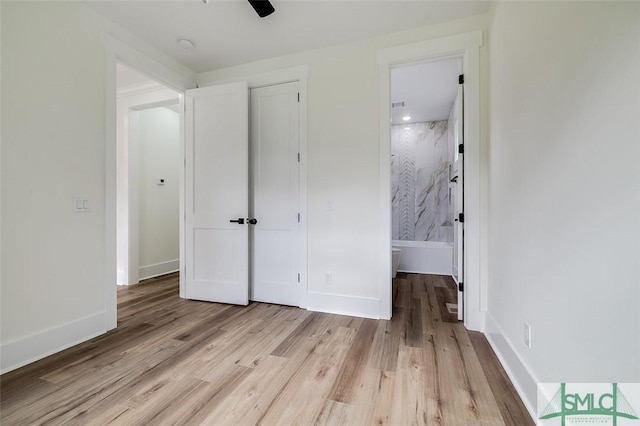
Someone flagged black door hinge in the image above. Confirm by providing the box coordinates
[458,144,464,154]
[298,92,300,102]
[458,213,465,223]
[458,74,464,84]
[458,281,464,292]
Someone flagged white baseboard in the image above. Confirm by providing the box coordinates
[484,313,538,422]
[398,269,452,276]
[0,311,106,374]
[303,292,381,319]
[139,259,179,281]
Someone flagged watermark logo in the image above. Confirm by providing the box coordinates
[538,383,640,425]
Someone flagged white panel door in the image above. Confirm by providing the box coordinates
[185,82,249,305]
[452,82,464,321]
[250,82,300,306]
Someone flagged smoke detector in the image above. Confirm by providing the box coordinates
[177,39,195,51]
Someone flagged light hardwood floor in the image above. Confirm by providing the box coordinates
[0,273,533,425]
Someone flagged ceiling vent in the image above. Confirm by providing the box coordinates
[391,101,405,108]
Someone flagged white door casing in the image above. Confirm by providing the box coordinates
[250,82,300,306]
[185,82,249,305]
[377,31,483,328]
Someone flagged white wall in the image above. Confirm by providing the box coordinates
[136,107,180,280]
[1,2,107,371]
[487,1,640,416]
[198,14,489,316]
[0,1,193,373]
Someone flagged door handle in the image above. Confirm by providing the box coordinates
[230,218,245,224]
[247,218,258,225]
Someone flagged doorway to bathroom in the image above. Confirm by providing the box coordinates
[389,58,464,321]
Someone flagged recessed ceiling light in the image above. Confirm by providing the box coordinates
[404,127,411,130]
[402,115,412,122]
[177,39,195,51]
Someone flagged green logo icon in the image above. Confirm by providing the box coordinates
[540,383,639,426]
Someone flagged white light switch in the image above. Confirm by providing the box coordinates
[73,197,91,213]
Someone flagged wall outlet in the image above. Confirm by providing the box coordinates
[524,323,532,348]
[324,272,333,285]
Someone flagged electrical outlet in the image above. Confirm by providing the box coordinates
[524,323,532,348]
[324,272,333,285]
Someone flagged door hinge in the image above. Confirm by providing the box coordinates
[458,144,464,154]
[297,213,300,222]
[458,213,465,223]
[297,152,300,162]
[297,273,300,283]
[458,74,464,84]
[297,92,300,102]
[458,281,464,292]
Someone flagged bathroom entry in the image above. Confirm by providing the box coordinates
[390,58,464,320]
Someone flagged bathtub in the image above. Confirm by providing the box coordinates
[392,240,453,276]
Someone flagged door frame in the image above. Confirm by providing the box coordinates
[117,90,180,286]
[103,34,196,330]
[377,31,484,331]
[196,65,309,308]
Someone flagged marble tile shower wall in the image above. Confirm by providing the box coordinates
[391,121,453,242]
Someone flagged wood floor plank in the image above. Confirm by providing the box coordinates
[0,272,533,425]
[369,306,404,371]
[352,368,396,425]
[389,345,430,425]
[404,297,423,347]
[468,331,535,426]
[326,319,377,404]
[435,286,458,323]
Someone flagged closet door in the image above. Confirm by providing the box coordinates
[185,82,249,305]
[250,82,300,306]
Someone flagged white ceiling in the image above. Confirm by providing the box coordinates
[391,58,459,125]
[88,0,489,73]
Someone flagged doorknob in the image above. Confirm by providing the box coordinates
[247,218,258,225]
[229,218,245,224]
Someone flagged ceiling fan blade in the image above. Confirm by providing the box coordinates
[248,0,275,18]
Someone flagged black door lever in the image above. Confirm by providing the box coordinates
[230,218,245,224]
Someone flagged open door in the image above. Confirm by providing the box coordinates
[452,76,464,321]
[185,82,249,305]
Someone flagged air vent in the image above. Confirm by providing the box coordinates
[391,101,405,108]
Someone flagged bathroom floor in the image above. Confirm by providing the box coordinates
[393,272,459,323]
